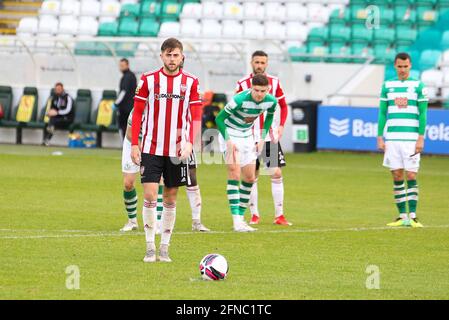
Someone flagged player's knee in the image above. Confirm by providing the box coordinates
[271,168,282,179]
[123,177,135,191]
[406,171,417,180]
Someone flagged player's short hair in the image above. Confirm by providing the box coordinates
[252,74,269,87]
[120,58,129,65]
[55,82,63,88]
[395,52,411,63]
[252,50,268,59]
[161,38,183,53]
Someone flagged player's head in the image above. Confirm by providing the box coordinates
[160,38,184,74]
[251,74,270,102]
[394,53,412,80]
[119,58,129,73]
[54,82,64,95]
[251,50,268,75]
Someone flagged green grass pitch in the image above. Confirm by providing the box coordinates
[1,144,448,299]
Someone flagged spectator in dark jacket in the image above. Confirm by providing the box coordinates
[42,82,74,146]
[116,58,137,139]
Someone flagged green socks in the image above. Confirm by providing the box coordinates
[123,188,137,219]
[393,180,407,219]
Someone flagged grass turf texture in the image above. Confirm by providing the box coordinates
[1,144,448,299]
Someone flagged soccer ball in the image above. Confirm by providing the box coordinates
[199,254,228,281]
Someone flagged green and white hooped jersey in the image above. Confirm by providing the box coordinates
[380,78,428,141]
[224,90,277,138]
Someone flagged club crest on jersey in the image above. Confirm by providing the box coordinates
[244,116,258,123]
[395,97,408,108]
[180,84,187,93]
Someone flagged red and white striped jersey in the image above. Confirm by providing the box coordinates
[132,67,201,157]
[235,73,288,141]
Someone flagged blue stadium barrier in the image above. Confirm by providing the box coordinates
[317,105,449,155]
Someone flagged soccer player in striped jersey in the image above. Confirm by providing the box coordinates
[235,50,291,226]
[120,109,210,233]
[131,38,201,262]
[377,52,428,228]
[216,74,277,232]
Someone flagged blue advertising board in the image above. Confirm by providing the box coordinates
[317,106,449,155]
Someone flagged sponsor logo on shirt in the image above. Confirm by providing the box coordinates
[154,93,186,100]
[395,97,408,108]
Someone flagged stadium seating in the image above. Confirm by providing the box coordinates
[0,86,15,128]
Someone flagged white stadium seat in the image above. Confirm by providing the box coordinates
[77,16,99,36]
[223,2,243,20]
[286,3,307,21]
[202,2,223,19]
[243,2,264,20]
[80,0,101,17]
[159,22,181,37]
[265,2,286,21]
[40,0,61,15]
[201,19,222,38]
[264,21,286,40]
[181,3,203,19]
[59,16,79,36]
[421,69,444,99]
[61,0,81,16]
[286,22,308,42]
[181,20,201,38]
[17,17,39,35]
[38,16,58,35]
[101,1,121,17]
[243,20,263,39]
[222,20,243,39]
[307,3,331,23]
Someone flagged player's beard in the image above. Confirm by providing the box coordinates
[253,67,266,75]
[164,62,181,74]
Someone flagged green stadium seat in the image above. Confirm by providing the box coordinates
[394,5,417,25]
[69,89,92,132]
[350,4,368,24]
[288,46,307,62]
[384,66,397,80]
[307,27,328,42]
[328,8,349,26]
[161,0,182,20]
[118,18,139,36]
[139,18,160,37]
[419,49,441,70]
[140,1,162,18]
[307,43,329,62]
[351,24,373,43]
[75,42,112,56]
[0,86,16,128]
[114,42,138,57]
[415,29,442,50]
[98,22,119,36]
[410,69,421,79]
[120,3,141,18]
[373,27,396,45]
[11,87,39,144]
[329,25,351,43]
[416,0,438,5]
[379,8,395,25]
[373,44,396,64]
[351,43,374,63]
[417,5,439,26]
[440,30,449,50]
[328,42,352,63]
[395,26,417,46]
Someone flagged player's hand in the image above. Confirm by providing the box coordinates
[131,145,141,165]
[256,139,264,155]
[415,136,424,154]
[47,109,58,117]
[180,142,193,161]
[274,126,284,144]
[377,136,385,152]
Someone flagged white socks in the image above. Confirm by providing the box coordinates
[142,200,157,243]
[271,177,284,218]
[161,203,176,246]
[186,186,201,221]
[249,179,259,216]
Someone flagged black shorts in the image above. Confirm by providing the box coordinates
[256,141,286,170]
[140,154,188,188]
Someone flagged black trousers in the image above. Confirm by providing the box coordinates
[117,109,131,140]
[43,116,73,141]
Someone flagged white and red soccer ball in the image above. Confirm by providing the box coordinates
[199,254,228,281]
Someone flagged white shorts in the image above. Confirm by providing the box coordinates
[383,141,420,172]
[122,138,140,174]
[219,133,257,167]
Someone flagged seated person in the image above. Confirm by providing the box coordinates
[43,82,74,146]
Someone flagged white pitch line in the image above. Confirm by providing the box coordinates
[1,225,449,240]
